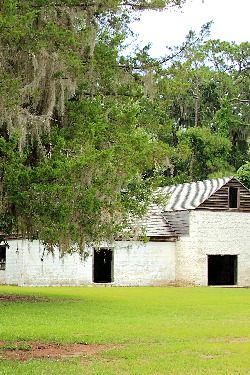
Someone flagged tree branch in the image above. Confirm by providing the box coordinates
[229,98,250,103]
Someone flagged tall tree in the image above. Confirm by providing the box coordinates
[0,0,185,250]
[145,25,250,182]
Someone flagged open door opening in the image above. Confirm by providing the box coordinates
[0,246,6,270]
[93,249,113,283]
[208,255,237,286]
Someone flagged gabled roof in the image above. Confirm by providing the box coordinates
[157,177,233,211]
[158,176,233,212]
[127,176,247,240]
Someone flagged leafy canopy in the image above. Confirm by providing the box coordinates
[0,0,184,251]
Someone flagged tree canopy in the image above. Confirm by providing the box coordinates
[142,23,250,184]
[0,0,185,251]
[1,1,250,251]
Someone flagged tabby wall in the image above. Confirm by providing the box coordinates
[112,241,175,286]
[176,211,250,286]
[2,240,92,286]
[1,239,176,286]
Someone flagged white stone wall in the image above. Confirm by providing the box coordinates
[1,239,176,286]
[176,211,250,286]
[3,212,248,288]
[112,241,176,286]
[0,240,22,285]
[4,240,93,286]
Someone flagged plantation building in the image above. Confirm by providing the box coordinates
[0,177,250,287]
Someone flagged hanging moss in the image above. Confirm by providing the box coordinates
[0,0,183,251]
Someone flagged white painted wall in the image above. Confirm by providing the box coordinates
[3,240,93,286]
[2,212,249,287]
[113,241,176,286]
[176,211,250,286]
[1,239,176,286]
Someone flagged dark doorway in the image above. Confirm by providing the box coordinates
[93,249,113,283]
[0,246,6,270]
[229,187,238,208]
[208,255,237,285]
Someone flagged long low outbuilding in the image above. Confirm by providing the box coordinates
[1,176,250,287]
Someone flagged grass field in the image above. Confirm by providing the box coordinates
[0,285,249,374]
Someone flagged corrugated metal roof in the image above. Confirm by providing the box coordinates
[158,176,233,212]
[127,176,235,239]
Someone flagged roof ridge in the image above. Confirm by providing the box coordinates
[166,176,234,189]
[159,176,234,212]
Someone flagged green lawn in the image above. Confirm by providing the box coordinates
[0,285,249,374]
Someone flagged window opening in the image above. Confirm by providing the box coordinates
[0,246,6,270]
[229,187,238,208]
[207,255,237,286]
[93,249,113,283]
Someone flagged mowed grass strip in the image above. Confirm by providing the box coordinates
[0,285,249,374]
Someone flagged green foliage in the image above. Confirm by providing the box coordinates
[176,127,232,180]
[0,127,165,250]
[144,24,250,183]
[0,0,184,250]
[1,2,250,249]
[237,162,250,189]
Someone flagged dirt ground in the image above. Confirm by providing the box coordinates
[0,341,107,360]
[0,293,107,360]
[0,293,80,303]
